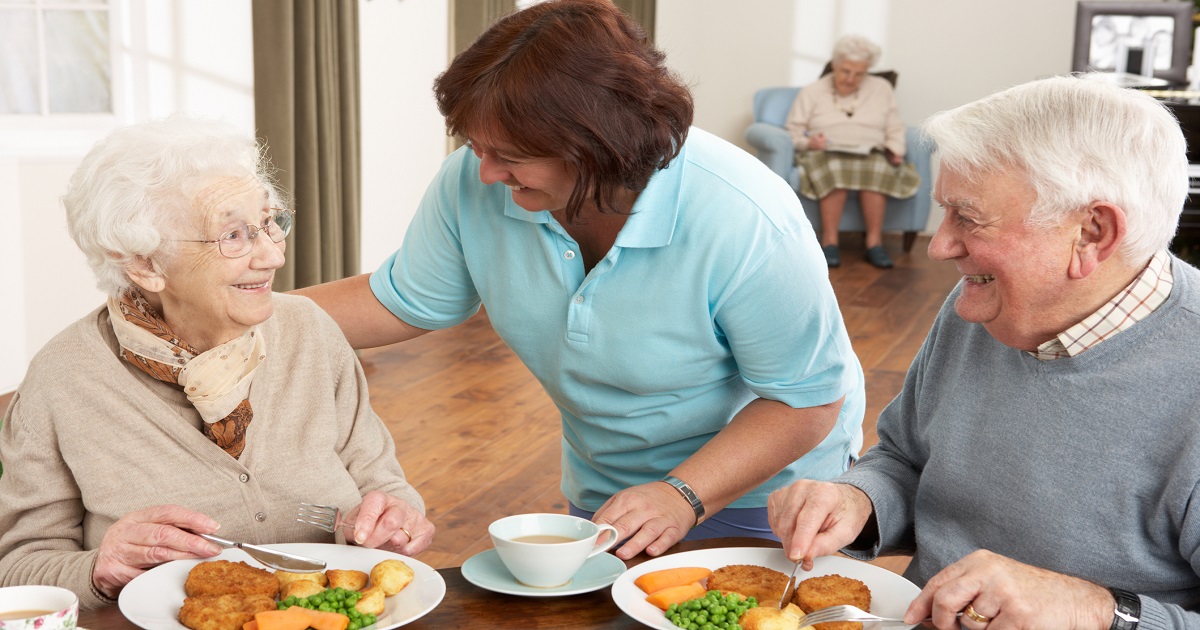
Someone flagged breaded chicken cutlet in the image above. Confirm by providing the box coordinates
[707,564,789,605]
[792,573,872,630]
[178,593,276,630]
[184,560,279,599]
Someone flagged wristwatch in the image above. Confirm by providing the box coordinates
[661,475,705,526]
[1108,587,1140,630]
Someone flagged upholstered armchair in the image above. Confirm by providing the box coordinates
[744,86,934,252]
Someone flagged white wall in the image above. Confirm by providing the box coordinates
[358,0,450,271]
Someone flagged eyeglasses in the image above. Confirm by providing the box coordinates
[176,208,295,259]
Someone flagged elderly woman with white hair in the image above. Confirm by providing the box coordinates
[786,34,920,268]
[0,117,434,610]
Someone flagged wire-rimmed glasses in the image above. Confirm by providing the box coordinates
[176,208,295,258]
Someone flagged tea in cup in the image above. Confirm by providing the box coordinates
[488,513,619,588]
[0,585,78,630]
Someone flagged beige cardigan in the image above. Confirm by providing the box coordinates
[785,74,906,156]
[0,294,424,609]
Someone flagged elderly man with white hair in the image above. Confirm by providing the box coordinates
[769,75,1200,629]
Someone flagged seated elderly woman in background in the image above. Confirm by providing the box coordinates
[786,34,920,269]
[0,117,433,609]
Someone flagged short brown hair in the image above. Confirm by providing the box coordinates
[434,0,694,223]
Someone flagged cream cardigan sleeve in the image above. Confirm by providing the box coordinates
[785,82,821,150]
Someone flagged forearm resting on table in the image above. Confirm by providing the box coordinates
[291,273,430,349]
[672,396,844,518]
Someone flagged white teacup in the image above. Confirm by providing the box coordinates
[0,585,78,630]
[488,513,620,588]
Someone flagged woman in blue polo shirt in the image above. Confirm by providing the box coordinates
[299,0,865,561]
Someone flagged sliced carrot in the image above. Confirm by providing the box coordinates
[645,582,707,610]
[252,608,311,630]
[634,567,713,595]
[242,620,259,630]
[304,610,350,630]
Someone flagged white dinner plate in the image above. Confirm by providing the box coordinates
[117,543,445,629]
[460,548,625,597]
[611,547,920,629]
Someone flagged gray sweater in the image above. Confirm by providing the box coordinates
[841,257,1200,629]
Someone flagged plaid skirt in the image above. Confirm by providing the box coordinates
[796,149,920,200]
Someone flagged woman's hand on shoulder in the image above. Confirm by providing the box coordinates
[93,504,223,598]
[344,490,434,556]
[592,481,696,560]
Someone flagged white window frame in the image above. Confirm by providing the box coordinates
[0,0,132,156]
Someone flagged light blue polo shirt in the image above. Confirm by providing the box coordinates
[371,127,864,510]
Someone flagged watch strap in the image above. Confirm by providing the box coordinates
[1108,587,1140,630]
[661,475,705,526]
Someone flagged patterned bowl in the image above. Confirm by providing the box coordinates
[0,585,78,630]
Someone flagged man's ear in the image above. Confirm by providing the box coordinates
[123,255,166,293]
[1069,202,1126,279]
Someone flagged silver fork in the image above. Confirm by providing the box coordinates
[800,604,954,626]
[297,502,343,533]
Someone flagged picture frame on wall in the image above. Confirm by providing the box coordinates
[1072,0,1194,85]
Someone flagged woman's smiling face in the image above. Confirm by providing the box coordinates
[147,174,286,351]
[467,135,579,214]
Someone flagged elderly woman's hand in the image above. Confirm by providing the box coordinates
[93,504,223,598]
[886,149,904,166]
[904,549,1114,629]
[342,490,434,556]
[592,481,696,560]
[808,132,828,151]
[766,480,872,570]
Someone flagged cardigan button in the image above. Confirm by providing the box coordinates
[239,473,250,483]
[254,512,267,522]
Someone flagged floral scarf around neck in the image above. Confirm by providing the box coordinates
[106,289,266,459]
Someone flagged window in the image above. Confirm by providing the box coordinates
[0,0,114,115]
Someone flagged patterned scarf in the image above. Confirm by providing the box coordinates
[106,289,266,459]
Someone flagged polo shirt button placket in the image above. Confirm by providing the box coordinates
[564,250,576,260]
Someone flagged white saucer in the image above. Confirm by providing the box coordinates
[460,548,625,597]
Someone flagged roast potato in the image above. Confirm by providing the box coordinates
[327,568,369,591]
[275,570,328,590]
[355,585,386,616]
[280,579,325,600]
[369,559,414,596]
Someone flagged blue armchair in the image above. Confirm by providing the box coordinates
[744,86,934,252]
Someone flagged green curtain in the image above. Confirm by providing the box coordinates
[252,0,361,291]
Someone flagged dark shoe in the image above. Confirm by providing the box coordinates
[864,245,894,269]
[822,244,841,268]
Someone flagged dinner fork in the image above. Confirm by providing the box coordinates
[799,604,957,626]
[297,502,343,534]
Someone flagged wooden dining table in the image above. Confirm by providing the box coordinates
[77,537,911,629]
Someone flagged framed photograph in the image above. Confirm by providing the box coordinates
[1072,1,1194,84]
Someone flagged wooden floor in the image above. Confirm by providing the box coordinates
[0,234,961,573]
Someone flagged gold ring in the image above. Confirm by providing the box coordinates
[400,527,412,541]
[964,604,992,624]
